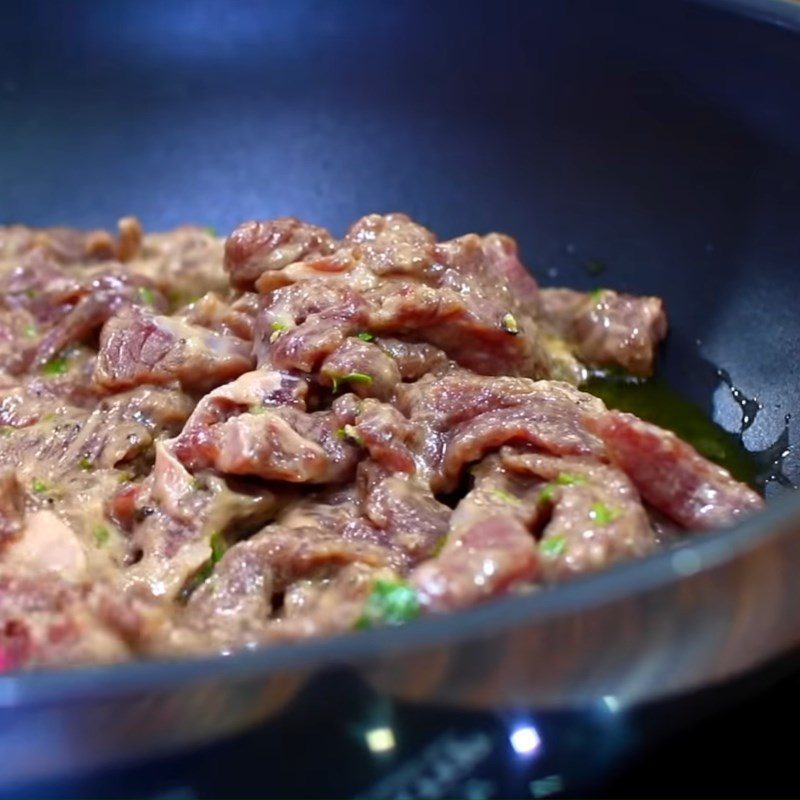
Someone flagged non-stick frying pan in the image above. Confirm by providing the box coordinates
[1,0,799,787]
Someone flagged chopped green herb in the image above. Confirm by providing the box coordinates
[78,457,94,471]
[93,526,110,546]
[23,323,37,338]
[204,226,217,237]
[555,472,585,486]
[116,471,133,484]
[269,320,289,343]
[32,479,48,494]
[25,288,37,300]
[492,488,521,505]
[590,288,606,304]
[191,477,207,491]
[589,501,619,525]
[248,404,268,415]
[356,579,421,630]
[541,535,567,558]
[331,372,373,394]
[0,426,13,437]
[336,424,364,446]
[538,483,556,504]
[41,354,69,376]
[137,286,156,306]
[209,531,226,564]
[356,331,375,342]
[501,313,519,335]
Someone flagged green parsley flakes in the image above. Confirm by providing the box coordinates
[331,372,373,393]
[336,424,364,446]
[589,502,619,525]
[356,579,421,630]
[94,526,110,546]
[41,354,69,376]
[137,286,156,306]
[541,535,567,558]
[492,488,521,505]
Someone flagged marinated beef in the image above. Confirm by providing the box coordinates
[0,213,764,670]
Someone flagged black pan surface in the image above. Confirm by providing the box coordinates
[0,0,799,786]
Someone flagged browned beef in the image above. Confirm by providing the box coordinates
[372,338,450,381]
[397,370,606,490]
[360,470,450,563]
[179,291,258,340]
[539,288,667,376]
[350,398,418,474]
[589,411,764,529]
[94,306,253,393]
[176,405,359,484]
[500,449,657,581]
[0,213,765,671]
[0,572,139,671]
[225,217,335,290]
[411,456,542,611]
[319,337,401,400]
[124,443,282,599]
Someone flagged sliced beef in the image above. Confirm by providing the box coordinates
[94,306,253,392]
[589,411,764,529]
[411,457,542,611]
[361,471,450,564]
[0,573,137,671]
[225,217,335,291]
[240,214,552,379]
[0,212,769,671]
[373,338,450,381]
[539,288,667,376]
[0,385,193,484]
[398,370,606,490]
[319,337,401,400]
[500,450,657,581]
[254,282,368,371]
[124,442,282,599]
[176,406,359,484]
[351,399,417,474]
[179,291,258,340]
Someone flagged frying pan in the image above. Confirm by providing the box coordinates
[1,0,799,787]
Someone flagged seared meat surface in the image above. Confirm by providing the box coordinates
[0,213,761,670]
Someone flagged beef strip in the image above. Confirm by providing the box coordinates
[410,456,542,611]
[123,442,283,599]
[589,411,764,529]
[94,306,254,393]
[539,288,667,376]
[397,370,606,491]
[500,449,657,581]
[0,573,134,671]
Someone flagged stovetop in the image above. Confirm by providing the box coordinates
[7,650,800,799]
